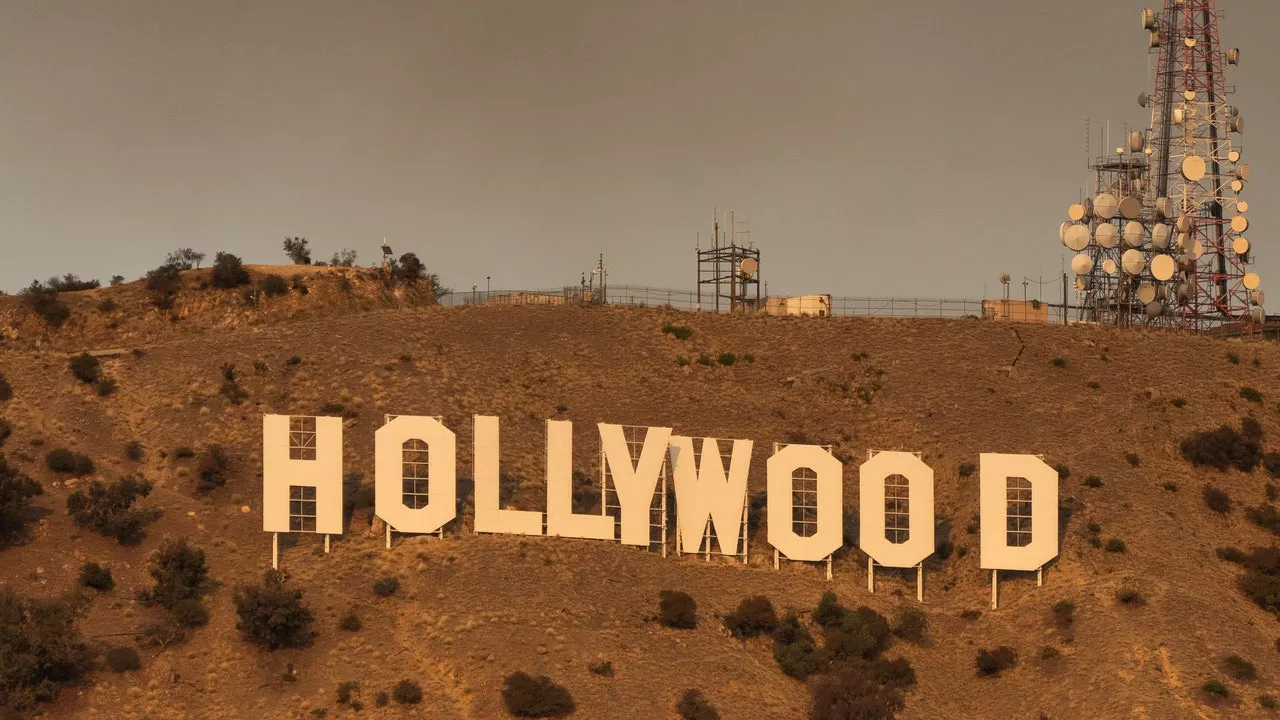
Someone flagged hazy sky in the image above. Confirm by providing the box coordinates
[1,1,1276,299]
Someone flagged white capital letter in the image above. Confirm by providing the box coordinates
[599,423,673,546]
[858,451,934,568]
[374,415,457,534]
[767,444,843,561]
[474,415,543,536]
[262,414,343,535]
[669,436,753,554]
[546,420,613,540]
[979,453,1059,571]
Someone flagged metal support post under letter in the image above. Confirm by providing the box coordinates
[867,557,875,593]
[272,532,279,570]
[324,534,330,554]
[1037,566,1043,587]
[917,563,924,602]
[385,525,392,550]
[826,556,832,581]
[773,549,780,570]
[991,570,999,610]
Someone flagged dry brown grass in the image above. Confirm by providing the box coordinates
[3,281,1280,718]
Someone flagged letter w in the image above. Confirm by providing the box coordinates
[669,437,753,556]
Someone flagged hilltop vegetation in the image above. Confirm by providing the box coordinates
[2,279,1280,718]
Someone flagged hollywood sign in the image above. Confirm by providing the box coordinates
[262,414,1059,606]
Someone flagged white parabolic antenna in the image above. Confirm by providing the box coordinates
[1094,193,1119,219]
[1151,254,1176,281]
[739,257,758,277]
[1123,221,1145,247]
[1146,301,1163,317]
[1138,283,1157,304]
[1177,232,1193,252]
[1152,223,1171,249]
[1119,196,1142,219]
[1176,215,1192,232]
[1068,203,1087,221]
[1095,223,1119,248]
[1122,249,1145,275]
[1233,237,1250,255]
[1231,179,1245,192]
[1059,221,1071,245]
[1245,273,1262,290]
[1193,239,1204,259]
[1128,131,1144,153]
[1182,155,1207,181]
[1064,224,1091,251]
[1230,150,1241,163]
[1072,253,1095,276]
[1232,215,1249,233]
[1155,196,1173,218]
[1238,200,1250,213]
[1102,258,1118,275]
[1238,164,1252,182]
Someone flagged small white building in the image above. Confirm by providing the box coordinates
[764,294,831,318]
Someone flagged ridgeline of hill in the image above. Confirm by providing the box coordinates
[3,267,1280,719]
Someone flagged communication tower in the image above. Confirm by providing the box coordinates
[697,209,761,313]
[1060,2,1262,333]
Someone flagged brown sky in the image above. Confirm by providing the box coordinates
[1,1,1275,299]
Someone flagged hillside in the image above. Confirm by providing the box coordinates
[3,274,1280,719]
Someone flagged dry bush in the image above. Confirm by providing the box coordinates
[66,476,159,545]
[724,595,778,639]
[0,455,43,546]
[809,664,905,720]
[658,590,696,629]
[676,688,719,720]
[232,570,315,650]
[105,646,141,672]
[976,646,1017,677]
[501,672,574,718]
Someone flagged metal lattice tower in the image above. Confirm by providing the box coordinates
[1060,1,1262,333]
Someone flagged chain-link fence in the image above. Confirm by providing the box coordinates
[437,285,1086,323]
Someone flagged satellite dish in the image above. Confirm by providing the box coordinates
[1123,221,1145,247]
[1068,203,1087,221]
[1182,155,1207,181]
[739,257,758,277]
[1119,196,1142,219]
[1227,48,1240,65]
[1102,258,1118,275]
[1075,277,1088,292]
[1231,179,1244,193]
[1253,307,1266,324]
[1232,215,1249,233]
[1173,108,1185,125]
[1183,90,1196,101]
[1185,37,1196,48]
[1151,254,1176,281]
[1138,283,1157,304]
[1238,200,1249,213]
[1231,115,1244,133]
[1094,193,1119,219]
[1151,223,1171,249]
[1176,215,1192,232]
[1064,225,1091,251]
[1059,221,1071,245]
[1251,289,1265,307]
[1229,150,1241,163]
[1141,8,1157,30]
[1122,249,1146,275]
[1237,164,1252,182]
[1128,131,1144,153]
[1176,282,1191,303]
[1233,237,1250,255]
[1138,91,1150,108]
[1193,239,1204,259]
[1155,197,1173,218]
[1149,30,1160,48]
[1177,232,1193,252]
[1244,273,1262,290]
[1228,105,1239,118]
[1095,223,1120,248]
[1071,253,1095,276]
[1145,301,1164,317]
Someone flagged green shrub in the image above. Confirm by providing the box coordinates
[46,448,94,475]
[1051,356,1066,368]
[210,251,250,289]
[339,611,362,632]
[959,462,976,478]
[772,613,829,679]
[1225,654,1256,680]
[976,646,1017,677]
[1116,588,1144,606]
[232,570,315,649]
[1261,695,1278,709]
[1181,422,1261,471]
[124,441,144,462]
[810,664,905,720]
[1124,452,1140,467]
[1228,351,1241,364]
[391,679,422,705]
[723,595,777,639]
[174,446,195,459]
[1171,397,1187,407]
[260,274,289,296]
[1205,486,1232,514]
[892,607,927,642]
[66,476,159,545]
[0,589,91,711]
[695,354,712,366]
[676,688,719,720]
[1248,504,1280,535]
[717,352,737,366]
[146,538,209,609]
[374,692,388,707]
[1217,546,1246,563]
[1203,679,1229,697]
[336,681,360,705]
[171,598,209,628]
[78,562,113,591]
[813,591,847,627]
[1083,475,1103,488]
[373,577,399,597]
[1267,453,1280,479]
[822,606,891,662]
[196,445,230,493]
[587,660,613,677]
[1040,646,1061,661]
[21,281,71,327]
[501,672,574,717]
[1163,481,1179,492]
[873,656,917,689]
[286,355,302,366]
[0,456,43,546]
[661,323,693,341]
[658,590,696,629]
[0,371,12,402]
[0,419,8,448]
[105,646,141,672]
[1051,600,1075,627]
[69,353,102,384]
[1243,387,1264,403]
[1105,538,1127,553]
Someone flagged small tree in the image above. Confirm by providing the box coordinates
[892,607,927,642]
[78,562,114,591]
[48,274,100,292]
[0,370,11,401]
[105,646,141,672]
[232,570,315,649]
[676,688,720,720]
[196,445,230,493]
[283,237,312,265]
[0,590,91,711]
[21,280,71,327]
[1204,486,1232,514]
[164,248,206,270]
[45,448,94,475]
[69,353,102,384]
[66,476,159,545]
[373,577,399,597]
[0,455,43,546]
[392,679,423,705]
[331,249,358,267]
[772,613,829,680]
[658,590,697,629]
[501,672,575,718]
[144,263,183,308]
[976,646,1018,677]
[809,664,906,720]
[259,274,289,296]
[210,251,250,289]
[146,538,209,609]
[724,595,778,638]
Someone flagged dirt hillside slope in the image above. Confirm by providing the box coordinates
[3,279,1280,719]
